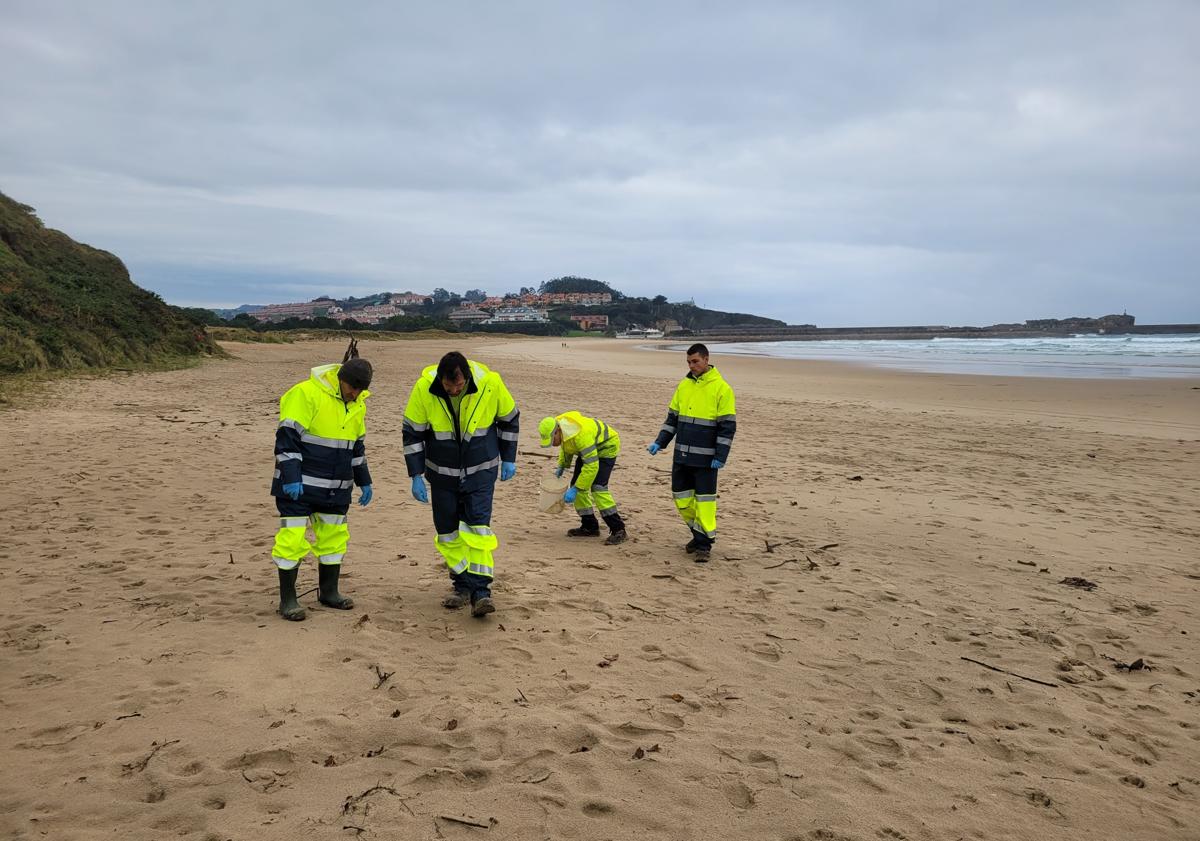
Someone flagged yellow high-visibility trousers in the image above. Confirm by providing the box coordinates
[272,509,350,569]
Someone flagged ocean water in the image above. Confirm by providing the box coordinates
[704,334,1200,379]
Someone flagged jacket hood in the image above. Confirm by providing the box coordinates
[422,359,491,399]
[310,363,371,401]
[556,411,584,440]
[687,365,725,385]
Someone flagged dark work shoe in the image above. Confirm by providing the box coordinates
[685,537,700,554]
[693,546,711,563]
[604,529,627,545]
[442,591,470,610]
[567,527,601,538]
[471,596,496,618]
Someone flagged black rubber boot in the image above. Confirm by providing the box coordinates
[602,512,627,545]
[318,563,354,609]
[685,530,709,554]
[278,567,306,621]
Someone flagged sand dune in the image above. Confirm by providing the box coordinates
[2,337,1197,840]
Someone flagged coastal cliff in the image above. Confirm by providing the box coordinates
[0,192,219,374]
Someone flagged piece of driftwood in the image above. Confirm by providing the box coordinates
[371,665,394,689]
[438,815,491,829]
[960,657,1057,688]
[121,739,180,775]
[626,602,677,620]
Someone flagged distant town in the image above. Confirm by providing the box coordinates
[247,290,614,331]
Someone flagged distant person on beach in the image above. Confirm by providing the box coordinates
[269,338,374,621]
[538,412,627,545]
[403,351,520,617]
[647,343,736,562]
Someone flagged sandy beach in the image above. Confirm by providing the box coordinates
[2,336,1198,841]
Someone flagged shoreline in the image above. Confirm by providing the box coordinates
[686,324,1200,342]
[628,335,1200,382]
[481,338,1200,439]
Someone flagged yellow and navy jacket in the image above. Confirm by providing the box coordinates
[272,364,371,506]
[553,412,621,491]
[402,360,519,490]
[653,366,736,468]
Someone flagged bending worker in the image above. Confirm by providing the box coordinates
[647,343,736,562]
[538,413,627,545]
[270,339,374,621]
[403,351,519,617]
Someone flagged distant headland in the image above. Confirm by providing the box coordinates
[689,313,1200,342]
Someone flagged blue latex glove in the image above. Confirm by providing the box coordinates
[500,461,517,481]
[563,486,578,504]
[710,459,725,469]
[647,442,661,455]
[410,475,429,503]
[282,481,303,500]
[554,466,565,478]
[358,485,373,506]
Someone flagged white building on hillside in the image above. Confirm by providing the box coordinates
[484,307,549,324]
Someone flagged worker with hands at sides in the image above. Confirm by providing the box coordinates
[270,339,374,621]
[647,343,736,562]
[403,351,519,617]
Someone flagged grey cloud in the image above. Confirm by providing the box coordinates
[1,1,1197,323]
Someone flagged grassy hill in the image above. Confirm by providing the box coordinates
[0,192,220,374]
[536,277,785,332]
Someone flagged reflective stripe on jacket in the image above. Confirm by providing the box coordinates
[401,360,519,488]
[554,411,620,491]
[272,363,370,505]
[653,366,736,467]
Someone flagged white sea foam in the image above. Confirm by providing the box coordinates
[706,334,1200,379]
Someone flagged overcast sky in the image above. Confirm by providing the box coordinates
[2,2,1197,326]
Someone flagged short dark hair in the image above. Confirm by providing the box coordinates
[686,343,709,357]
[338,357,373,389]
[436,351,471,383]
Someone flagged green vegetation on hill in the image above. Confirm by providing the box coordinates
[595,296,781,332]
[540,276,620,296]
[0,192,221,374]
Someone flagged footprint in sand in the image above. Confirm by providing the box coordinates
[221,747,295,792]
[856,734,905,759]
[747,641,782,662]
[722,780,756,809]
[174,760,206,777]
[649,710,686,729]
[802,827,863,841]
[22,673,62,687]
[976,737,1015,761]
[582,800,615,817]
